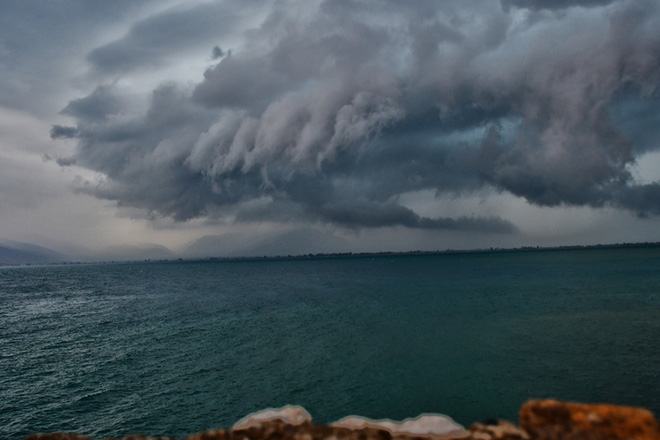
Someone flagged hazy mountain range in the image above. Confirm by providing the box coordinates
[0,228,352,265]
[183,228,352,259]
[0,240,67,266]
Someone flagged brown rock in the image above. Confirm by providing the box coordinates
[331,413,468,438]
[22,401,660,440]
[469,420,528,440]
[192,421,394,440]
[184,428,227,440]
[519,399,660,440]
[232,406,312,429]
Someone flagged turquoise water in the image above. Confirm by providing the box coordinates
[1,248,659,439]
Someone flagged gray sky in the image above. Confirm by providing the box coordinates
[1,0,660,258]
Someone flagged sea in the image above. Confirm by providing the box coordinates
[1,247,659,439]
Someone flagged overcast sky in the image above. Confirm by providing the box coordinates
[1,0,660,257]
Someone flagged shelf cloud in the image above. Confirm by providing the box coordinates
[55,0,660,232]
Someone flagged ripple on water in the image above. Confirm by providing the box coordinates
[1,255,660,439]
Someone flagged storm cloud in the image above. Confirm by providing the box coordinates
[56,0,660,232]
[85,1,261,76]
[50,125,78,139]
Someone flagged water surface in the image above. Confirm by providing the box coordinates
[1,248,659,439]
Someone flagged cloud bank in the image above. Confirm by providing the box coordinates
[54,0,660,232]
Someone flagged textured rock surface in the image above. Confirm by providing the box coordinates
[520,400,660,440]
[468,420,528,440]
[331,414,468,438]
[233,405,312,429]
[23,400,660,440]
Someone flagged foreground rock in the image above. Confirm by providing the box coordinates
[468,420,528,440]
[519,400,660,440]
[332,414,468,438]
[233,406,312,429]
[24,400,660,440]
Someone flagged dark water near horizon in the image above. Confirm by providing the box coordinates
[1,248,659,439]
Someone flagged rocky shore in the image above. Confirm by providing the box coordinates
[25,400,660,440]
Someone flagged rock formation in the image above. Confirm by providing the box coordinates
[232,406,312,430]
[331,414,467,438]
[519,400,660,440]
[24,400,660,440]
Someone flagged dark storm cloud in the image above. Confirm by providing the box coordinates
[315,200,517,233]
[55,157,77,167]
[71,83,221,221]
[233,194,517,233]
[86,2,242,76]
[0,0,154,115]
[613,183,660,217]
[59,0,660,230]
[50,125,78,139]
[211,46,226,60]
[607,87,660,154]
[62,86,125,121]
[501,0,617,11]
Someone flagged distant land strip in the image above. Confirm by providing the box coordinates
[21,240,660,267]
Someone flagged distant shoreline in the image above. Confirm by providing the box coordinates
[172,240,660,263]
[11,240,658,267]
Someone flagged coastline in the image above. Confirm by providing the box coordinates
[24,400,660,440]
[5,239,660,267]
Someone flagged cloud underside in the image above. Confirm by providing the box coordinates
[55,0,660,232]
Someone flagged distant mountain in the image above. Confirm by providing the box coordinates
[97,243,174,261]
[184,232,255,258]
[23,239,96,262]
[184,227,352,258]
[0,240,67,265]
[243,228,351,257]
